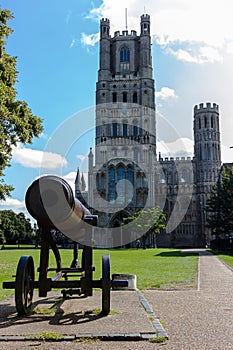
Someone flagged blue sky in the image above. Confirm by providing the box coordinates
[1,0,233,216]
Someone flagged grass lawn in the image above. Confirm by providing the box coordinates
[0,248,199,302]
[210,250,233,269]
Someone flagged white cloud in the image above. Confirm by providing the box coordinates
[157,137,233,164]
[81,32,99,46]
[0,198,25,209]
[63,171,88,192]
[77,154,86,161]
[12,144,68,169]
[69,38,78,48]
[0,197,28,217]
[157,137,194,158]
[221,144,233,163]
[63,171,76,193]
[84,0,233,63]
[226,41,233,55]
[156,87,178,100]
[167,46,223,64]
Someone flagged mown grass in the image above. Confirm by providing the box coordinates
[0,248,198,302]
[210,250,233,269]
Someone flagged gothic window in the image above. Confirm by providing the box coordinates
[117,165,125,204]
[204,115,207,128]
[112,92,117,103]
[113,123,117,137]
[211,115,214,128]
[120,46,130,72]
[127,167,133,184]
[181,169,189,183]
[133,92,138,103]
[117,165,124,180]
[109,167,115,201]
[106,123,111,137]
[199,118,201,129]
[127,167,134,202]
[120,46,130,62]
[143,90,149,105]
[123,92,127,103]
[123,123,128,137]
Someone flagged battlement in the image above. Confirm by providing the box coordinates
[114,30,137,37]
[100,18,110,24]
[141,14,150,20]
[194,102,219,114]
[159,156,193,162]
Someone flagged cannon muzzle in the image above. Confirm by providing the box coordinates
[25,175,91,238]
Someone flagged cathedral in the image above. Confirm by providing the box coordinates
[75,13,222,248]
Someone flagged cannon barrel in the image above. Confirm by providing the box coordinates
[25,175,90,233]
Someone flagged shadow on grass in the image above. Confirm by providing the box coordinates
[155,251,199,258]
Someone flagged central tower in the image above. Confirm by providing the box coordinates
[88,14,157,231]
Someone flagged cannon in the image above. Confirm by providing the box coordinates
[3,175,127,316]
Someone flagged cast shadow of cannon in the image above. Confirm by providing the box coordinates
[0,294,105,331]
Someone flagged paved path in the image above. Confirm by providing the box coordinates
[145,249,233,350]
[0,249,232,349]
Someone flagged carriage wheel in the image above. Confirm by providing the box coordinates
[102,254,111,315]
[15,256,35,315]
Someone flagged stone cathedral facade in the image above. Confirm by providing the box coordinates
[75,13,222,248]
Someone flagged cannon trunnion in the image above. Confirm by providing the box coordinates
[3,175,127,316]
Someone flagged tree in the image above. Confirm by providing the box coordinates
[0,209,33,243]
[123,207,166,249]
[0,9,43,199]
[205,166,233,238]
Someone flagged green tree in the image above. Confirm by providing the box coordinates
[205,166,233,237]
[123,207,166,249]
[0,9,43,199]
[0,209,33,242]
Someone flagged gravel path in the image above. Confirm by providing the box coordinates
[1,249,232,350]
[145,249,233,350]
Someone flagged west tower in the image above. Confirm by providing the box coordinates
[88,13,157,234]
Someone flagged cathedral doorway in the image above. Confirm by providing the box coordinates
[109,210,131,248]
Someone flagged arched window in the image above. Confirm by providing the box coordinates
[120,46,130,72]
[199,118,201,129]
[120,46,130,62]
[133,92,137,103]
[117,165,125,204]
[123,123,128,137]
[123,92,127,103]
[181,169,189,183]
[113,123,117,137]
[112,92,117,103]
[204,115,207,128]
[127,167,133,184]
[133,125,138,136]
[117,165,124,181]
[127,167,134,203]
[109,167,115,202]
[211,115,214,128]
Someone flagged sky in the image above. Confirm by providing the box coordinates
[1,0,233,218]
